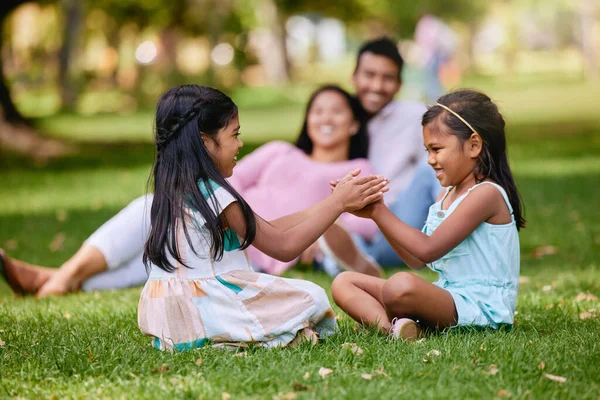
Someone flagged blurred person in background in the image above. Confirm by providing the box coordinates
[414,15,460,103]
[319,37,442,272]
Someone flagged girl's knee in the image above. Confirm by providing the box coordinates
[331,271,357,303]
[381,272,417,308]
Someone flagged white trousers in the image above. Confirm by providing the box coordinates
[82,194,152,291]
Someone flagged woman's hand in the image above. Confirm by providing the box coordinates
[331,170,389,212]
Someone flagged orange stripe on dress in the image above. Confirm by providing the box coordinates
[147,280,165,299]
[188,281,207,297]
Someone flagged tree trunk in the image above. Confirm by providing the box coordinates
[58,0,83,111]
[0,5,69,159]
[254,0,290,84]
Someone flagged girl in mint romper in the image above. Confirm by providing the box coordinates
[331,89,526,338]
[423,182,519,328]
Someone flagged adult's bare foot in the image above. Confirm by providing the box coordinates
[36,271,81,298]
[319,225,383,277]
[0,249,56,295]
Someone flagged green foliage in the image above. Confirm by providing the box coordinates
[374,0,488,37]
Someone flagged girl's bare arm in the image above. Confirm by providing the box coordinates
[226,176,387,262]
[370,184,507,264]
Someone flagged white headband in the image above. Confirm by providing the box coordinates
[436,103,477,134]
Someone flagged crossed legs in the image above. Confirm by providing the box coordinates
[331,271,458,334]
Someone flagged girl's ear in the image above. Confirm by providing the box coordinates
[468,133,483,158]
[201,132,218,155]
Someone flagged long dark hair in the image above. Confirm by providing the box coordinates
[422,89,526,230]
[295,85,369,159]
[144,85,256,272]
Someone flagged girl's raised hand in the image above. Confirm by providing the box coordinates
[330,168,361,193]
[331,172,389,212]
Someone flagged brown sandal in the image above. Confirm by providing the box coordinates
[0,249,25,295]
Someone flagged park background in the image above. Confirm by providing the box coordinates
[0,0,599,398]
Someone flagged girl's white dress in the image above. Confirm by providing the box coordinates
[138,181,337,351]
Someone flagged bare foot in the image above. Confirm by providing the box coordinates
[36,271,81,298]
[0,249,56,295]
[320,225,383,277]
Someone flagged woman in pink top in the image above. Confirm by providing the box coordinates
[1,85,381,298]
[229,85,377,275]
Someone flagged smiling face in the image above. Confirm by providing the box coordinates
[203,114,243,178]
[306,90,359,155]
[423,124,481,187]
[352,52,401,115]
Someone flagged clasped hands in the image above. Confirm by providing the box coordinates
[330,169,389,218]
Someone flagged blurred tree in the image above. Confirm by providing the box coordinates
[237,0,368,83]
[0,0,68,158]
[58,0,83,111]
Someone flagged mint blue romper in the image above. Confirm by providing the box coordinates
[422,182,520,328]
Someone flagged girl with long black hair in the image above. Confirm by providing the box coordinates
[139,85,388,351]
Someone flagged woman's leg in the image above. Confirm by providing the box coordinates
[36,244,108,297]
[331,271,390,332]
[37,194,153,297]
[81,251,147,292]
[319,224,382,277]
[381,271,457,329]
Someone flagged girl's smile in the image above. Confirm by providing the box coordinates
[423,125,479,188]
[204,114,243,178]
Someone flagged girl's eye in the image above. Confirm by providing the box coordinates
[235,132,241,137]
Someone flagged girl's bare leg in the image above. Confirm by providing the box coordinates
[35,244,108,298]
[0,249,56,294]
[381,271,458,329]
[331,271,391,332]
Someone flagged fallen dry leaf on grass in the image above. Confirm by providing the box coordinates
[153,364,169,374]
[361,374,372,380]
[222,392,231,400]
[518,276,530,284]
[273,392,297,400]
[341,342,364,355]
[0,338,5,347]
[497,389,508,397]
[234,351,247,357]
[292,382,309,391]
[426,350,441,357]
[374,367,388,377]
[544,373,567,383]
[56,209,68,222]
[542,285,553,293]
[579,311,596,320]
[483,364,499,375]
[302,372,310,380]
[538,361,545,370]
[49,233,66,252]
[575,293,598,302]
[533,245,558,259]
[318,368,333,379]
[5,240,18,250]
[195,357,203,366]
[63,312,72,319]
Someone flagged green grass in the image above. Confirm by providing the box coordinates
[1,76,600,399]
